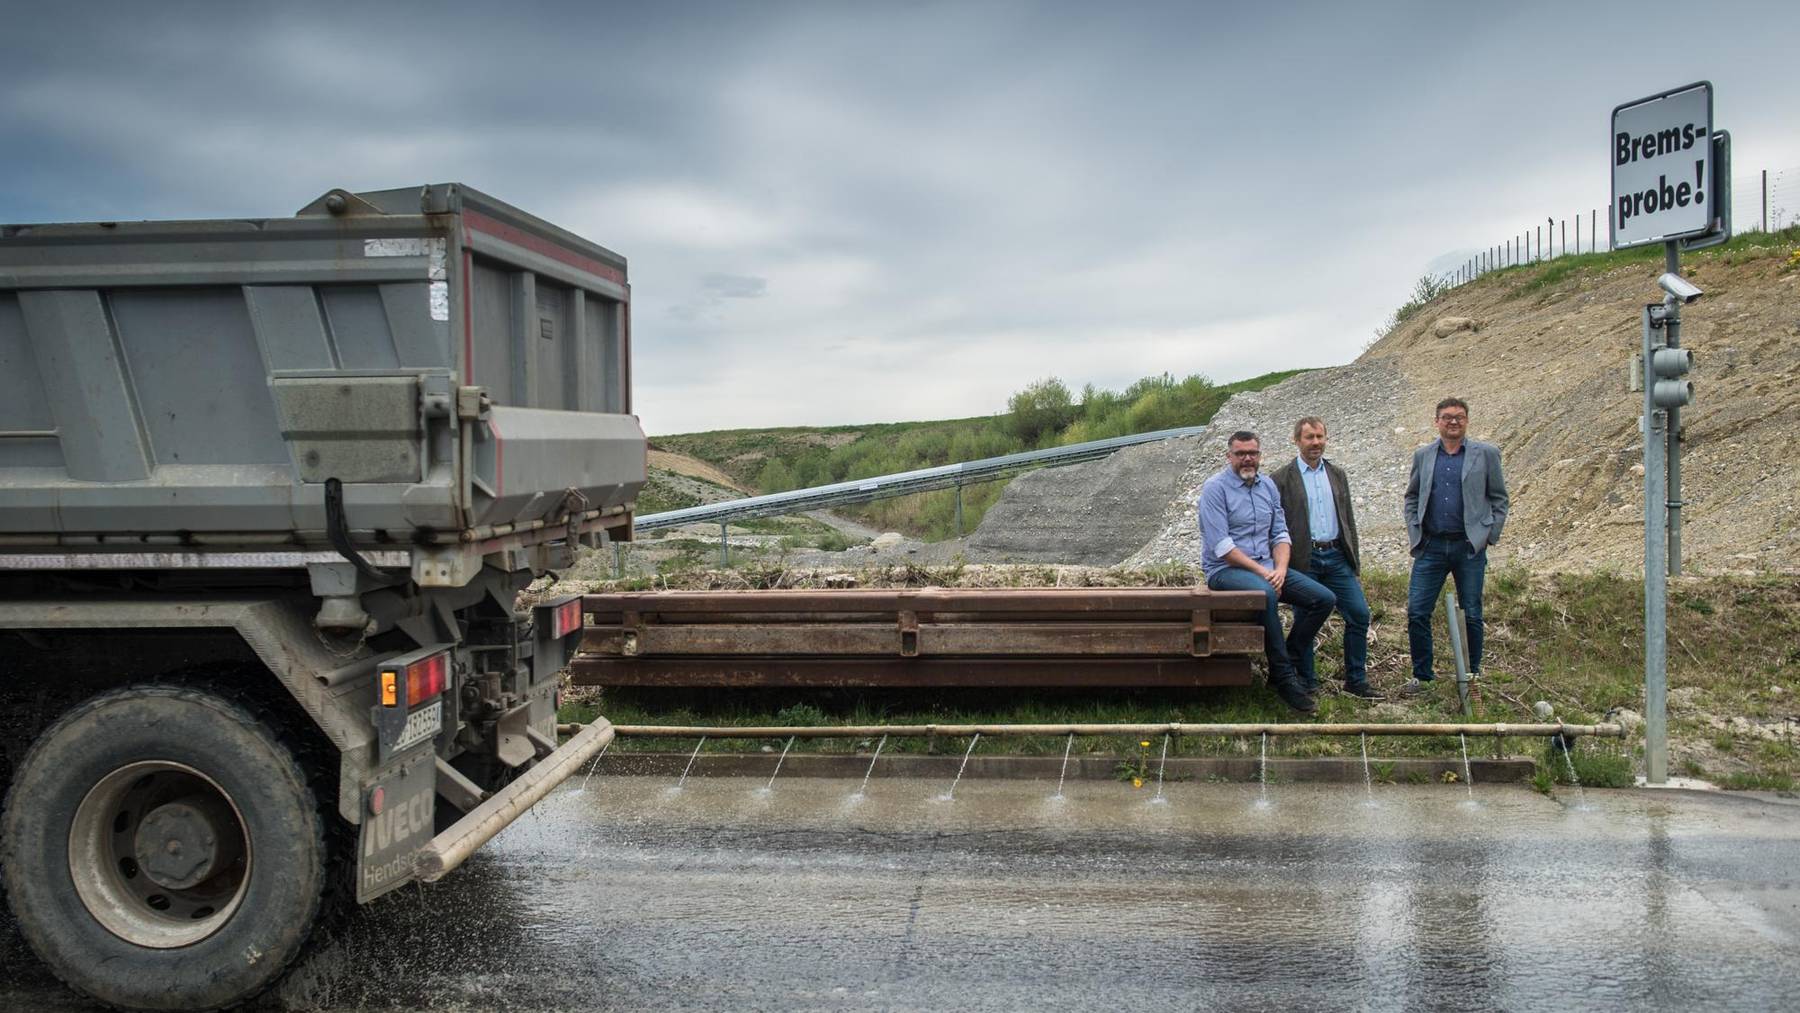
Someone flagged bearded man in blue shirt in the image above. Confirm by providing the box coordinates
[1198,430,1336,715]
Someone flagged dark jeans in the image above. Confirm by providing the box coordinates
[1207,565,1336,685]
[1298,546,1370,689]
[1406,533,1487,681]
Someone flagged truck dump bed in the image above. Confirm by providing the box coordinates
[0,184,645,583]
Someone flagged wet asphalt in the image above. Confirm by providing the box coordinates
[4,772,1798,1012]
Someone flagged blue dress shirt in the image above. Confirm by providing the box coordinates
[1299,458,1339,542]
[1198,468,1291,580]
[1424,441,1465,536]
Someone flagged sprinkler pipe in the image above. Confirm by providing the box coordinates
[560,721,1622,740]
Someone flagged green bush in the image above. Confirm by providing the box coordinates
[1006,378,1076,445]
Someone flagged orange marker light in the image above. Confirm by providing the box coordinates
[380,671,399,707]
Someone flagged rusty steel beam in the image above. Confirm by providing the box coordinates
[571,587,1266,689]
[581,587,1268,617]
[580,622,1264,658]
[567,656,1254,688]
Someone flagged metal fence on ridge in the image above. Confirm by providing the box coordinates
[1441,165,1799,287]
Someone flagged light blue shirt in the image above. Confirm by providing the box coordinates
[1299,457,1339,542]
[1197,468,1291,580]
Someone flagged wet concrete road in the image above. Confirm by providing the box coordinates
[5,775,1799,1011]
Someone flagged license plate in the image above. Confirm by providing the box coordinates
[394,701,442,753]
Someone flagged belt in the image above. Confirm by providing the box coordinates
[1311,540,1339,551]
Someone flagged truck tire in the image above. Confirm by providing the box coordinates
[0,684,327,1011]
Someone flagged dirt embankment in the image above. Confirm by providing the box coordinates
[1361,248,1800,574]
[647,449,750,493]
[970,244,1800,575]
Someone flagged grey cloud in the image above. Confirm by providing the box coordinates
[700,273,769,299]
[4,1,1799,435]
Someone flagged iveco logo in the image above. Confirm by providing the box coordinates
[362,793,432,857]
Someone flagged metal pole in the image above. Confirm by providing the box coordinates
[417,720,615,882]
[1576,214,1580,254]
[1444,589,1473,718]
[1665,243,1683,576]
[1643,302,1669,785]
[954,483,965,537]
[1763,168,1769,232]
[1561,219,1566,257]
[719,522,729,567]
[1592,209,1597,253]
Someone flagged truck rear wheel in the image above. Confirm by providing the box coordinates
[0,685,327,1011]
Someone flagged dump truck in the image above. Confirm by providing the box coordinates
[0,184,644,1010]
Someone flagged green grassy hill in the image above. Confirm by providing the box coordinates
[653,368,1307,540]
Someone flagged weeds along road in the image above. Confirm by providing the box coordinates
[5,777,1797,1011]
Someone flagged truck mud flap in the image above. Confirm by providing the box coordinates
[412,719,615,884]
[356,748,438,903]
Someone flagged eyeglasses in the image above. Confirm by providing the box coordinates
[1228,450,1262,458]
[1437,413,1468,422]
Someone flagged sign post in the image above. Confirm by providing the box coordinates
[1610,82,1728,785]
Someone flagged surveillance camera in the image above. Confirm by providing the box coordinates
[1658,272,1703,304]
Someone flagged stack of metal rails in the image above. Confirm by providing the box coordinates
[571,587,1267,688]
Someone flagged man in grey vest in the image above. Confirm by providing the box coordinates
[1272,417,1379,700]
[1400,397,1509,696]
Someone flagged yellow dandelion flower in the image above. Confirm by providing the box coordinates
[1131,777,1144,789]
[1139,740,1151,748]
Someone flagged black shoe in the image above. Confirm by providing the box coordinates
[1272,679,1318,715]
[1342,682,1384,700]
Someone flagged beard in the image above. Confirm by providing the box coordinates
[1235,464,1259,481]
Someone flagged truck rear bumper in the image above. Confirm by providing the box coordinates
[412,719,615,883]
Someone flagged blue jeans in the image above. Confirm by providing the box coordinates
[1299,547,1371,689]
[1407,533,1487,681]
[1207,565,1336,685]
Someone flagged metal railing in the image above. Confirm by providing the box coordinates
[635,423,1210,532]
[1438,164,1797,287]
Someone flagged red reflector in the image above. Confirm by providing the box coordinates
[368,786,386,816]
[554,598,584,638]
[405,651,449,704]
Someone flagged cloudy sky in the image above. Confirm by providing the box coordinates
[4,1,1796,435]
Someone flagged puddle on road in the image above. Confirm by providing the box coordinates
[8,777,1796,1012]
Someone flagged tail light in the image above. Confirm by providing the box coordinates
[378,649,450,708]
[545,596,584,639]
[406,651,449,703]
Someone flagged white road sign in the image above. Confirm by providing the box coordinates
[1611,82,1714,249]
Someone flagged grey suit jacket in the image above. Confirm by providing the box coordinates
[1403,439,1509,556]
[1271,457,1361,574]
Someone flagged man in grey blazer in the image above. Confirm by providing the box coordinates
[1400,397,1509,696]
[1272,417,1379,699]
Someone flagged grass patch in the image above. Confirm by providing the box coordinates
[1541,740,1636,788]
[1718,771,1797,791]
[1502,224,1800,296]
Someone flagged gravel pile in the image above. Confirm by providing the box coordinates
[1125,359,1420,570]
[951,433,1207,565]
